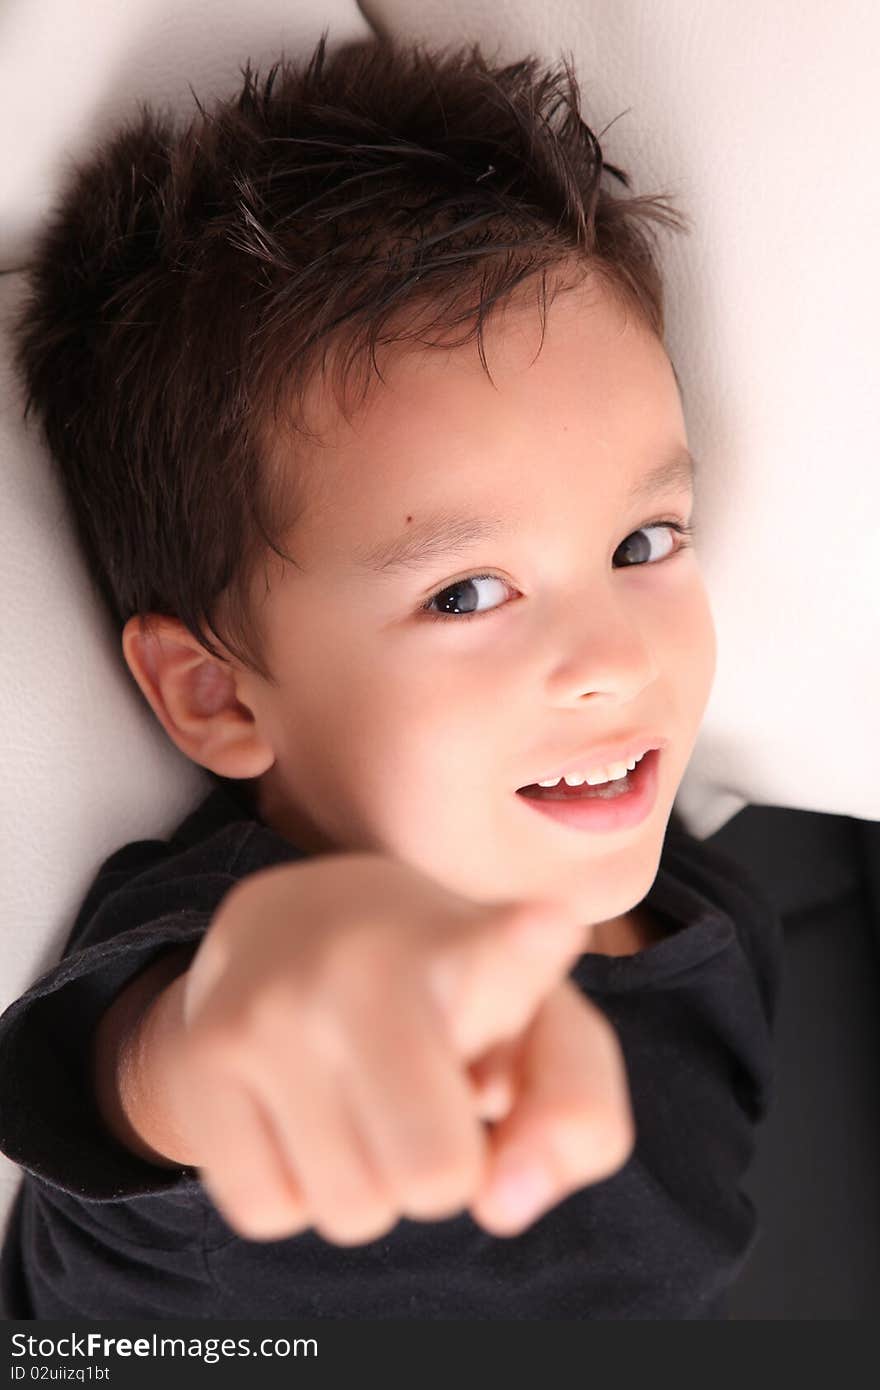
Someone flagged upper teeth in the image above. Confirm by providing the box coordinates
[537,750,648,788]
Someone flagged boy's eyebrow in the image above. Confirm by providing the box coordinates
[356,447,696,573]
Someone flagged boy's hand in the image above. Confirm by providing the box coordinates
[154,854,633,1244]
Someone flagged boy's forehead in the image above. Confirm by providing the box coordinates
[289,269,622,418]
[268,278,677,540]
[293,279,644,457]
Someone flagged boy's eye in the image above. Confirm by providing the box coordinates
[420,521,695,624]
[423,573,513,621]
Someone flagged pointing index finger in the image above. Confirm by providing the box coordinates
[424,897,589,1060]
[468,978,634,1235]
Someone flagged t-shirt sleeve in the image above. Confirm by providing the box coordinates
[0,833,254,1202]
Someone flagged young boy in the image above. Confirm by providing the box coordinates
[0,32,780,1319]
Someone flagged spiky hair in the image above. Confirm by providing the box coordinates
[12,29,688,682]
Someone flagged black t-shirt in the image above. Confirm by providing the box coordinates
[0,779,781,1320]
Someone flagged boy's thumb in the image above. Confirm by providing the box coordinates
[425,897,590,1061]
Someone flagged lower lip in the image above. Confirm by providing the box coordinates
[514,748,661,833]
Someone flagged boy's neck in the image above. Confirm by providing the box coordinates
[591,903,668,956]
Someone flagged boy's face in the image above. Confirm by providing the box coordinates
[237,276,716,926]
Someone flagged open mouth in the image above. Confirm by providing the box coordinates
[516,749,655,802]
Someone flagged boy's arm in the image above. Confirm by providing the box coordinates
[88,908,662,1173]
[90,945,198,1169]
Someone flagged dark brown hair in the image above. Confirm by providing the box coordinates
[12,30,689,684]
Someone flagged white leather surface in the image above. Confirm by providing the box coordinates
[1,0,878,1235]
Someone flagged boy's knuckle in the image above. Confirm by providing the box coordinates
[183,1018,247,1077]
[294,995,352,1067]
[399,1146,481,1218]
[188,988,296,1073]
[225,1197,303,1242]
[217,1004,278,1059]
[313,1198,397,1247]
[296,925,396,1012]
[336,918,401,979]
[239,974,319,1045]
[552,1100,635,1182]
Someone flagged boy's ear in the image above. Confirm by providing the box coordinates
[121,615,275,780]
